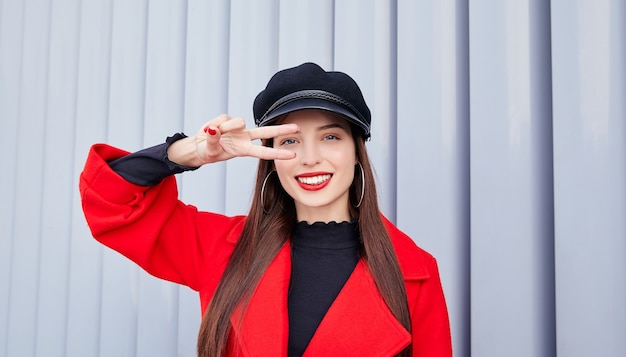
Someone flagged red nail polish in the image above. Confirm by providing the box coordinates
[208,128,217,135]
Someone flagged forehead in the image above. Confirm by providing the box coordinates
[277,109,352,131]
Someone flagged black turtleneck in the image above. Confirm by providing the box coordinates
[288,221,360,357]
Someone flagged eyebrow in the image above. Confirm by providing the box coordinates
[316,123,349,131]
[281,122,349,135]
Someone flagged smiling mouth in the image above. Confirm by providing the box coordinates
[295,173,332,191]
[297,174,332,185]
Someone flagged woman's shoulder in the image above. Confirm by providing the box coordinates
[380,214,436,280]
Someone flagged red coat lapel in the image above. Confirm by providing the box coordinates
[229,244,291,356]
[304,260,411,356]
[229,244,411,356]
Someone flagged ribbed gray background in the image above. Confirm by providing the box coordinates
[1,0,624,356]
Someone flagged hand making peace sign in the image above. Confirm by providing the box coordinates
[167,114,298,167]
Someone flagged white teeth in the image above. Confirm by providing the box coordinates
[298,174,331,185]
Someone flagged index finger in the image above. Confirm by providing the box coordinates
[248,123,299,141]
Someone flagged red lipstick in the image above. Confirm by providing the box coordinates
[295,172,332,191]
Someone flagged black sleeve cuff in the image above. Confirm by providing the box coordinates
[109,133,199,186]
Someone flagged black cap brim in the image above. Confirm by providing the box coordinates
[257,97,370,138]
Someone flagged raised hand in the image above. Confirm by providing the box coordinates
[167,114,298,167]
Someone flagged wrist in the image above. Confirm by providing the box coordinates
[166,134,204,167]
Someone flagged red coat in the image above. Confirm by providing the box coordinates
[80,144,452,356]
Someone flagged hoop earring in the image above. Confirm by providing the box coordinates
[356,162,365,208]
[260,170,276,214]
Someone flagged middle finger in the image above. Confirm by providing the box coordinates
[217,117,247,133]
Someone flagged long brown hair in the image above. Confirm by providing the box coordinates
[197,125,412,356]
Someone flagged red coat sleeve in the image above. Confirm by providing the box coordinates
[79,144,244,292]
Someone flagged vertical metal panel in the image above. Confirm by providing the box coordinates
[108,0,148,150]
[341,0,398,220]
[5,0,51,355]
[335,0,399,219]
[225,0,279,216]
[0,0,24,354]
[369,0,398,221]
[278,0,334,69]
[469,1,555,356]
[369,0,399,216]
[143,0,187,144]
[35,0,81,356]
[551,0,626,355]
[396,0,470,355]
[65,0,113,356]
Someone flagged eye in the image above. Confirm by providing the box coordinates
[280,138,298,146]
[323,134,339,141]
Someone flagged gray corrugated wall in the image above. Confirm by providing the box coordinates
[0,0,624,356]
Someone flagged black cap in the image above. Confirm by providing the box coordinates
[253,62,371,139]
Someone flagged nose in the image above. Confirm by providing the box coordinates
[300,141,321,166]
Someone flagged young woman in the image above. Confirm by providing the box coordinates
[80,62,452,356]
